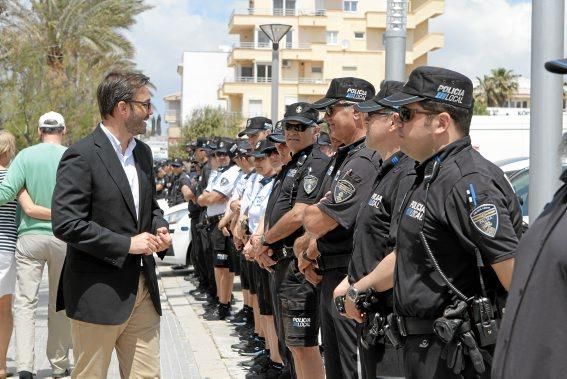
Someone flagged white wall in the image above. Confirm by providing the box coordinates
[180,51,234,125]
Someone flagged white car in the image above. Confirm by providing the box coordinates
[160,202,192,266]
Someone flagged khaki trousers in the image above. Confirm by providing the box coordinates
[71,274,160,379]
[14,234,71,373]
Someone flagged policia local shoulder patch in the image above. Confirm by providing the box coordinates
[334,179,356,203]
[469,203,499,238]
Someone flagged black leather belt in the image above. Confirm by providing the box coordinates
[396,316,436,336]
[207,214,223,224]
[316,253,351,272]
[271,247,294,262]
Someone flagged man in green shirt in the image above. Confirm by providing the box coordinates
[0,112,71,379]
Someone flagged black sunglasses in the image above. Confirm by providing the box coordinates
[325,102,354,117]
[367,110,394,119]
[129,100,152,112]
[283,123,311,132]
[398,106,439,123]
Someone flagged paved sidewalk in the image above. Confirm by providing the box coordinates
[6,268,200,379]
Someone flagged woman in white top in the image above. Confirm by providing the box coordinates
[0,131,51,378]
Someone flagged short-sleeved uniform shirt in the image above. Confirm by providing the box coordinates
[265,144,330,249]
[348,152,414,284]
[393,136,523,319]
[248,176,275,233]
[230,169,249,203]
[317,138,381,259]
[240,171,262,218]
[207,165,240,217]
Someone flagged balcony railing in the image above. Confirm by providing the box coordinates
[232,41,312,50]
[225,77,329,85]
[230,8,326,18]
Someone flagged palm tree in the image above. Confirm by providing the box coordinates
[475,68,519,107]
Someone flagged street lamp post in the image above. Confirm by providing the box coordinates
[260,24,292,123]
[384,0,408,81]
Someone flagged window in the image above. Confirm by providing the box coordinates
[343,66,357,71]
[256,64,272,82]
[344,0,358,12]
[248,100,263,117]
[273,0,296,16]
[257,29,270,48]
[311,67,322,74]
[241,66,253,80]
[354,32,365,39]
[326,31,338,45]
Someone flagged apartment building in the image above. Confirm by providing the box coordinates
[218,0,444,120]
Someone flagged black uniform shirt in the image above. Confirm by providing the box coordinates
[188,162,211,216]
[393,136,523,319]
[317,138,381,256]
[265,144,330,249]
[348,152,414,284]
[492,172,567,379]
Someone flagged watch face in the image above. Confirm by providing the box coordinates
[347,286,359,302]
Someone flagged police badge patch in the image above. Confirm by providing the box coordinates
[220,177,229,186]
[334,180,356,203]
[303,175,318,195]
[469,204,499,237]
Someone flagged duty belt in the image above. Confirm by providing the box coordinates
[271,247,294,262]
[206,214,223,224]
[316,253,351,272]
[396,315,436,336]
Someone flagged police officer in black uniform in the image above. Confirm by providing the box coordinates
[255,103,330,378]
[330,80,409,379]
[492,58,567,379]
[354,66,522,379]
[301,77,378,379]
[168,158,189,207]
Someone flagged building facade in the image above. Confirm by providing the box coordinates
[218,0,445,120]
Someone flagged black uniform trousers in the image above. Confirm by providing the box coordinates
[320,268,358,379]
[403,334,491,379]
[201,218,217,298]
[190,214,205,283]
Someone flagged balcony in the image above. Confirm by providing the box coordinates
[228,42,313,66]
[366,0,444,29]
[164,110,180,124]
[229,8,326,33]
[220,77,330,97]
[407,32,444,63]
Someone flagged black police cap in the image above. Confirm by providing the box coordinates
[355,80,405,112]
[545,58,567,74]
[380,66,474,110]
[238,117,273,137]
[311,77,376,109]
[267,120,286,144]
[317,132,331,146]
[171,159,183,168]
[252,139,276,158]
[283,102,319,125]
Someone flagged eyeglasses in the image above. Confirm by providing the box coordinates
[129,100,152,112]
[367,110,394,119]
[398,106,439,123]
[325,102,354,117]
[283,123,311,132]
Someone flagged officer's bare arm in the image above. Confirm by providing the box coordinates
[197,190,226,206]
[491,258,515,291]
[353,251,397,292]
[181,185,195,202]
[263,202,308,245]
[303,204,338,238]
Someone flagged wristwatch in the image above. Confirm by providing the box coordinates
[259,234,270,247]
[347,285,363,304]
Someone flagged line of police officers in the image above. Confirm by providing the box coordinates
[168,64,545,379]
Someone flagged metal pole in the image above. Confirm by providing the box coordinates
[529,0,564,221]
[271,43,280,123]
[384,0,408,81]
[384,30,407,81]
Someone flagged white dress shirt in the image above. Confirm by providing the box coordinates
[100,123,140,220]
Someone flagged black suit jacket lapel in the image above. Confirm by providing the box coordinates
[93,126,138,223]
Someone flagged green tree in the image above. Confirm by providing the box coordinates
[475,68,519,108]
[0,0,151,148]
[168,106,243,159]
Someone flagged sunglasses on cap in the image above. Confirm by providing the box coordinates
[398,106,440,123]
[325,102,356,117]
[283,122,311,132]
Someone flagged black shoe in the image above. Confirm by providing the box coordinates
[231,294,236,305]
[238,339,265,356]
[238,351,270,368]
[226,307,245,321]
[204,303,231,321]
[246,361,284,378]
[172,264,188,270]
[52,369,71,378]
[18,371,33,379]
[194,293,214,302]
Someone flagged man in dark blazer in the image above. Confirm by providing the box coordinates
[52,71,171,379]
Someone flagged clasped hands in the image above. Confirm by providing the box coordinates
[129,227,172,255]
